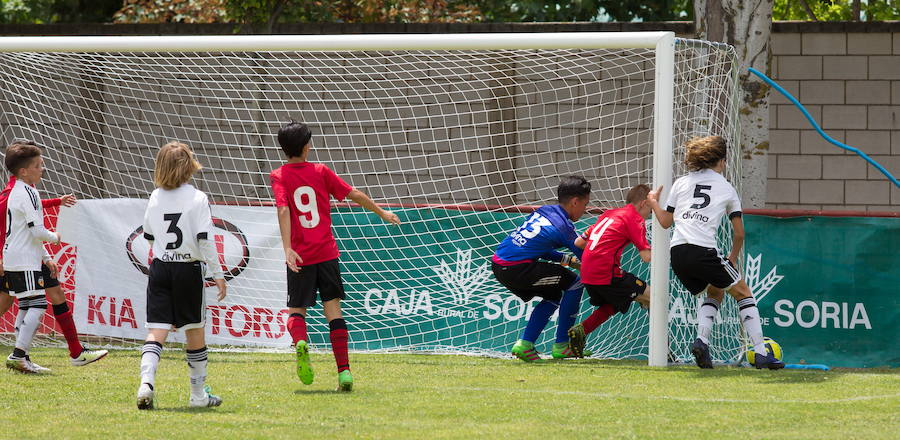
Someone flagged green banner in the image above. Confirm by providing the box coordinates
[312,208,897,368]
[745,215,900,368]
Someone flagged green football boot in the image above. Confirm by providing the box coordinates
[295,340,314,385]
[337,370,353,392]
[551,342,592,359]
[511,340,544,363]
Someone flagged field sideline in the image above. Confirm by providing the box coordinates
[0,347,897,439]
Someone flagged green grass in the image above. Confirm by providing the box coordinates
[1,347,898,439]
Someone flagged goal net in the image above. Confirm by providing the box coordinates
[0,33,742,364]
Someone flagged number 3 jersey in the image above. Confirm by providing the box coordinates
[579,204,650,285]
[142,184,223,278]
[270,162,353,266]
[493,205,582,264]
[665,168,742,249]
[3,179,58,271]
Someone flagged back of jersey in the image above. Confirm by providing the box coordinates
[269,162,353,266]
[143,184,213,264]
[665,169,741,249]
[4,180,49,271]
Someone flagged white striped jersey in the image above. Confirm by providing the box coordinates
[142,184,223,278]
[665,168,742,249]
[4,179,57,271]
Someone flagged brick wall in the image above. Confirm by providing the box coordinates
[769,24,900,212]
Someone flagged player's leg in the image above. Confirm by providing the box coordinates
[6,294,50,374]
[0,291,12,317]
[287,264,317,385]
[42,268,107,365]
[138,261,173,409]
[568,276,648,357]
[670,244,718,368]
[184,327,221,407]
[320,259,352,391]
[552,276,584,359]
[138,327,168,409]
[725,281,784,370]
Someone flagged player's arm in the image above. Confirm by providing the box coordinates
[19,194,59,244]
[41,194,76,208]
[629,218,652,263]
[647,185,673,229]
[270,172,303,272]
[727,214,744,265]
[346,189,400,225]
[195,197,226,301]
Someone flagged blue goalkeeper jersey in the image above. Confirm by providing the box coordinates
[494,205,583,263]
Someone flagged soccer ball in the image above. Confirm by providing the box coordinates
[745,337,783,365]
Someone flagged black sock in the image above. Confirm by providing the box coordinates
[52,302,69,316]
[12,348,26,358]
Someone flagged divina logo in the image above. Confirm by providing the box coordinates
[681,210,710,222]
[125,217,250,286]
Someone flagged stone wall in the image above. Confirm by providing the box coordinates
[769,23,900,212]
[0,22,898,212]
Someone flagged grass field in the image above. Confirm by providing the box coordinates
[1,347,897,439]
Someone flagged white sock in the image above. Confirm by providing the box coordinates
[15,304,46,354]
[186,347,208,400]
[140,341,163,388]
[696,297,720,345]
[738,297,766,355]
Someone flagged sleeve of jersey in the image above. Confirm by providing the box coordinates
[269,171,290,207]
[21,192,58,244]
[664,180,679,213]
[728,188,743,219]
[325,166,353,201]
[562,227,584,259]
[630,218,651,251]
[142,195,155,243]
[41,198,61,208]
[196,196,224,279]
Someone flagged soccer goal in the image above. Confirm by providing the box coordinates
[0,32,741,366]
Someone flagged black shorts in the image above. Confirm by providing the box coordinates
[670,244,741,295]
[287,258,346,308]
[585,272,647,314]
[491,261,578,303]
[146,259,205,330]
[3,264,60,298]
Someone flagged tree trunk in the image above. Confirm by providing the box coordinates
[852,0,861,21]
[695,0,772,209]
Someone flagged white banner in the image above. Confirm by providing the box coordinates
[58,199,293,346]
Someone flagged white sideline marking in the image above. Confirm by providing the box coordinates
[445,386,900,404]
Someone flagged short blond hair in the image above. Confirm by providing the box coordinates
[154,141,201,190]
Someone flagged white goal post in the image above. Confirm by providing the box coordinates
[0,32,740,366]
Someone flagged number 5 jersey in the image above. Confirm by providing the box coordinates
[665,168,743,249]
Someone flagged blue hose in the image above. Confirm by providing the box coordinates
[748,66,900,189]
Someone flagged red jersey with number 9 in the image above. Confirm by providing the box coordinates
[270,162,353,266]
[579,204,651,285]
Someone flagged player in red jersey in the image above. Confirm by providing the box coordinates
[270,121,400,391]
[566,184,653,357]
[0,139,107,368]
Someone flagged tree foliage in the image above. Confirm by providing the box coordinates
[0,0,121,24]
[773,0,900,21]
[113,0,229,23]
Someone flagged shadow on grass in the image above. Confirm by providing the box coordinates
[292,389,348,395]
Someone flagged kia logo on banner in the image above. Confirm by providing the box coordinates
[124,217,250,285]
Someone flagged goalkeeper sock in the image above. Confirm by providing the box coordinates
[555,279,583,343]
[186,346,208,400]
[329,319,350,373]
[521,299,558,343]
[738,297,767,355]
[582,304,615,334]
[287,313,308,345]
[696,297,720,345]
[52,301,83,358]
[140,341,163,388]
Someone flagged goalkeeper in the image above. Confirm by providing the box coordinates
[491,176,590,361]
